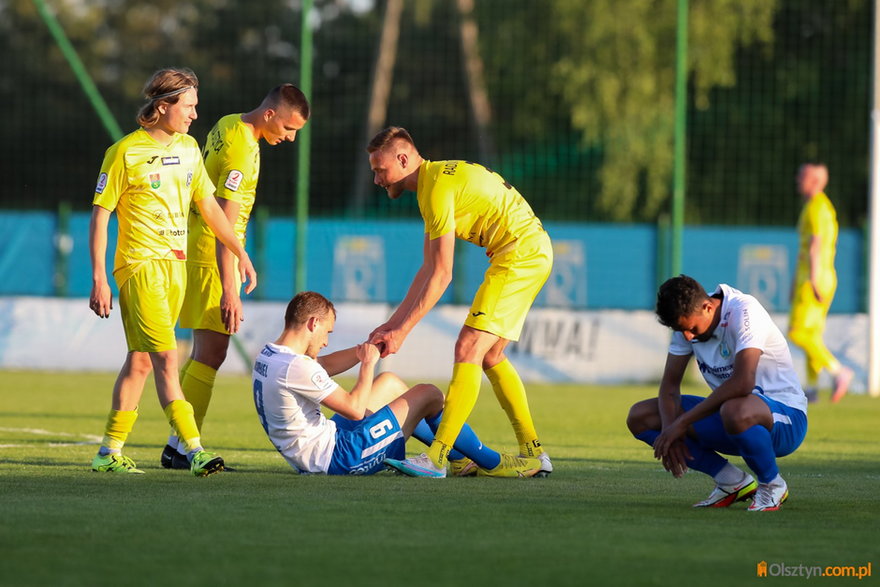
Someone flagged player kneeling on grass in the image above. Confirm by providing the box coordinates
[626,275,808,511]
[252,291,545,478]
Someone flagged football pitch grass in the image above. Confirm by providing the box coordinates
[0,370,877,587]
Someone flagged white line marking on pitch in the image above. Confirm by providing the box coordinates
[0,427,102,447]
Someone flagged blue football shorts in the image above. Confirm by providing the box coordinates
[683,394,807,458]
[327,405,406,475]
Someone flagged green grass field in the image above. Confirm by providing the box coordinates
[0,370,877,587]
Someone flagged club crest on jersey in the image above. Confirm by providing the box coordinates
[149,173,161,189]
[186,171,193,187]
[95,172,108,194]
[225,170,244,191]
[161,156,180,166]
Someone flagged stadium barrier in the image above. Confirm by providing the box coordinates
[0,297,867,393]
[0,211,865,313]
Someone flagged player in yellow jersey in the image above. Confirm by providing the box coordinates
[162,85,310,469]
[88,68,257,476]
[367,127,553,478]
[788,162,852,403]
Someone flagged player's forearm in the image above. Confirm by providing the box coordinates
[199,198,247,260]
[396,264,452,334]
[389,264,431,325]
[318,347,360,377]
[809,236,823,285]
[215,241,240,294]
[88,207,110,283]
[657,386,681,429]
[347,364,377,419]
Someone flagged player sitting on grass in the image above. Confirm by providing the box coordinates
[626,275,808,511]
[252,291,544,478]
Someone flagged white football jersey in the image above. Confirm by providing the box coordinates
[669,284,807,414]
[252,343,340,473]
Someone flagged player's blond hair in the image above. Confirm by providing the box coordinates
[136,68,199,129]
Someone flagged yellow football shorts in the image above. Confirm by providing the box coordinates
[465,230,553,341]
[178,263,230,335]
[789,278,836,332]
[116,259,185,352]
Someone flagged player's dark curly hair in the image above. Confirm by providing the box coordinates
[284,291,336,328]
[655,275,708,328]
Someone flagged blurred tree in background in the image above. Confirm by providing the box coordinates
[0,0,870,227]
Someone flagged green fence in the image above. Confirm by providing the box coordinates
[1,0,871,229]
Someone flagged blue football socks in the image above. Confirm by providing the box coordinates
[730,425,778,483]
[420,411,502,470]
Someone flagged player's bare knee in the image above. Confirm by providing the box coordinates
[375,371,405,389]
[481,346,506,370]
[719,398,756,434]
[626,399,657,435]
[410,383,444,413]
[127,352,153,378]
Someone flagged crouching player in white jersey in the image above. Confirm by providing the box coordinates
[627,275,808,511]
[252,291,531,477]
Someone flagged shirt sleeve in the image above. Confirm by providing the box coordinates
[667,331,693,356]
[730,298,769,353]
[215,127,256,204]
[92,142,127,211]
[284,357,339,403]
[803,200,821,237]
[422,172,456,240]
[190,145,216,203]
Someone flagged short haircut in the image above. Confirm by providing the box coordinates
[655,275,708,328]
[265,84,310,119]
[284,291,336,328]
[136,68,199,128]
[367,126,416,153]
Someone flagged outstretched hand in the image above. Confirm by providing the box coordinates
[368,328,405,358]
[356,342,381,366]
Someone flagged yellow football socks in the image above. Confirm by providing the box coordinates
[99,408,138,454]
[431,362,483,468]
[486,359,543,457]
[180,359,217,431]
[163,399,202,454]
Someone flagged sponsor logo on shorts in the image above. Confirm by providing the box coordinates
[149,173,161,189]
[161,156,180,165]
[95,173,108,194]
[224,170,244,191]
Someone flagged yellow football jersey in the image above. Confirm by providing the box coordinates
[93,128,214,285]
[795,191,838,286]
[416,160,544,254]
[188,114,260,266]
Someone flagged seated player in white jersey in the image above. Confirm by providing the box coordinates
[252,291,543,477]
[626,275,808,511]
